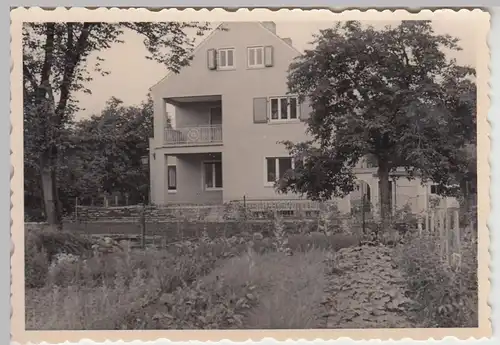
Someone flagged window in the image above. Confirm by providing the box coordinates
[269,96,299,122]
[265,157,295,185]
[248,46,264,68]
[203,161,223,190]
[167,166,177,191]
[217,48,235,70]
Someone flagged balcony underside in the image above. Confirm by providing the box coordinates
[166,94,221,105]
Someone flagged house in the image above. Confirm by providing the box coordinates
[148,21,457,216]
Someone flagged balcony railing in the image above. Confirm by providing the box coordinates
[164,125,223,147]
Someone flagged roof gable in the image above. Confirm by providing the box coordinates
[150,21,300,93]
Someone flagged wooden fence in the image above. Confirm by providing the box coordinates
[420,207,466,271]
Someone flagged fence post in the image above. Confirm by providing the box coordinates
[243,195,247,220]
[445,209,451,264]
[439,210,445,259]
[140,204,146,249]
[454,209,460,252]
[361,194,366,234]
[74,197,79,222]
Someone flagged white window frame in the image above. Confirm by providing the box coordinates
[167,165,177,193]
[264,156,295,187]
[247,46,265,68]
[202,160,223,191]
[268,96,300,122]
[217,48,235,70]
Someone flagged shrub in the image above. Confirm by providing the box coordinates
[287,232,360,253]
[26,266,157,330]
[395,231,478,327]
[139,249,329,329]
[317,202,347,235]
[25,228,93,262]
[25,238,50,288]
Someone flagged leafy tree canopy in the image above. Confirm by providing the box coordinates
[65,96,155,202]
[23,21,211,224]
[278,20,476,220]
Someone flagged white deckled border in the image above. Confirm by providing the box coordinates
[10,7,491,344]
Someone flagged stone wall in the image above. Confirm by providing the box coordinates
[73,204,234,223]
[72,201,326,223]
[37,203,336,244]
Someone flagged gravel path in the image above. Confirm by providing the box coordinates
[322,244,415,329]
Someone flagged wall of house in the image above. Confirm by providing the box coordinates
[164,153,223,204]
[394,178,427,214]
[151,22,307,204]
[174,101,222,128]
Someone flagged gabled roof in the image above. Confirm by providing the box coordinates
[257,22,301,55]
[149,21,301,93]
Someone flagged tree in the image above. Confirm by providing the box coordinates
[23,22,212,227]
[278,21,476,228]
[54,96,155,211]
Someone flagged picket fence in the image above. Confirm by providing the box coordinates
[420,207,465,271]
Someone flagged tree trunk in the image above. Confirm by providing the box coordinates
[377,160,392,231]
[40,149,63,229]
[41,162,56,225]
[50,165,63,230]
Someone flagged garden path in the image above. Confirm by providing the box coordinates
[322,244,416,328]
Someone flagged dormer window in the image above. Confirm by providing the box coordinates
[217,48,235,70]
[248,46,264,68]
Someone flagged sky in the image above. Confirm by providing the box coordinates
[74,20,479,121]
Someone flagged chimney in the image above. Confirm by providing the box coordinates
[261,21,276,34]
[282,37,292,46]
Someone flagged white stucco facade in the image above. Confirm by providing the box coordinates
[148,21,454,215]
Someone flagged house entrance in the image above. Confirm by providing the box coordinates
[350,180,372,216]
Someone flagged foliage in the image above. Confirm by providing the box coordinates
[144,277,259,329]
[272,214,292,255]
[25,228,94,262]
[317,202,349,235]
[395,231,478,327]
[25,239,50,289]
[25,220,361,330]
[279,20,476,224]
[324,244,414,328]
[25,212,478,330]
[23,21,212,225]
[64,96,155,205]
[287,232,360,253]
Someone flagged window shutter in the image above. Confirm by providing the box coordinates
[253,97,268,123]
[299,99,312,122]
[207,49,217,70]
[264,46,274,67]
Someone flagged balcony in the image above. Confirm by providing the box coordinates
[164,125,223,147]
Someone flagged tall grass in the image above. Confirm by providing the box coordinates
[395,231,478,328]
[25,215,361,330]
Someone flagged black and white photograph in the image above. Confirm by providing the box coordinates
[11,7,490,342]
